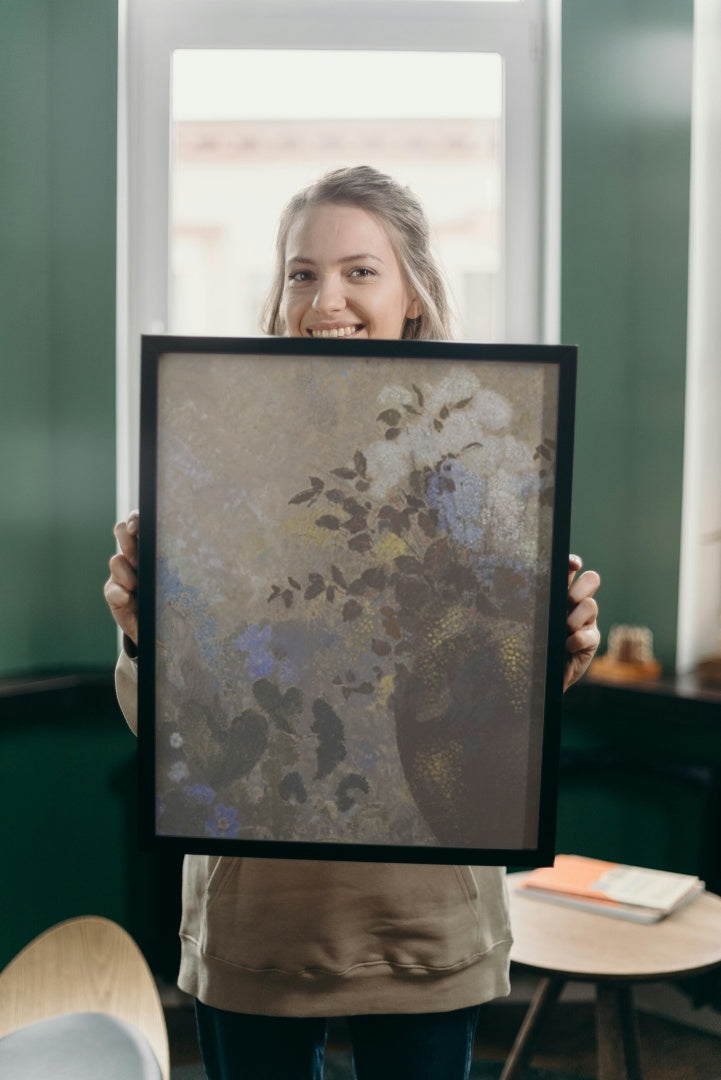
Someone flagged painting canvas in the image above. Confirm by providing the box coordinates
[138,336,576,864]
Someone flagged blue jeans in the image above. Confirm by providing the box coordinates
[195,1000,481,1080]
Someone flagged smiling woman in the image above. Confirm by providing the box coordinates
[263,167,452,342]
[282,205,420,340]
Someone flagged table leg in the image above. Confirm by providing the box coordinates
[596,982,643,1080]
[499,976,565,1080]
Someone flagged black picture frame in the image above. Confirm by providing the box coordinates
[138,335,576,865]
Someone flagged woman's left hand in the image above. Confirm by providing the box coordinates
[564,554,601,691]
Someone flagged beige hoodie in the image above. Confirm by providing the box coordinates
[116,650,512,1016]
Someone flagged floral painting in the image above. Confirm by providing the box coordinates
[144,342,570,858]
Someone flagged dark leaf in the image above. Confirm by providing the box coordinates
[304,581,325,600]
[535,444,552,460]
[310,476,324,490]
[381,608,402,639]
[342,687,353,700]
[289,488,318,505]
[326,488,346,504]
[405,494,425,510]
[433,419,443,432]
[308,572,324,584]
[452,396,473,410]
[371,638,392,656]
[267,585,281,602]
[335,773,370,812]
[423,537,453,577]
[282,590,294,608]
[439,405,449,420]
[356,682,374,695]
[385,427,401,440]
[377,408,401,426]
[343,514,368,535]
[325,586,336,602]
[311,698,346,779]
[355,479,370,492]
[252,678,282,713]
[394,555,423,575]
[393,576,431,610]
[288,577,301,590]
[278,771,307,804]
[315,514,341,530]
[342,496,365,516]
[227,710,269,777]
[417,511,438,538]
[438,476,456,493]
[412,383,424,407]
[281,687,303,715]
[331,564,348,588]
[342,599,363,621]
[461,442,483,451]
[360,566,386,590]
[331,467,357,480]
[348,578,365,595]
[353,450,367,477]
[403,404,421,416]
[348,533,373,553]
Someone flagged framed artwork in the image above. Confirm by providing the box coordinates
[138,336,576,865]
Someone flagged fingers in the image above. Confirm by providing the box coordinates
[564,558,601,689]
[103,576,139,643]
[568,567,601,609]
[567,553,583,589]
[566,591,599,636]
[105,510,140,645]
[113,509,139,568]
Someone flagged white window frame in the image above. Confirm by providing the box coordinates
[117,0,558,512]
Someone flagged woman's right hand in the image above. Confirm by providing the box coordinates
[104,509,139,646]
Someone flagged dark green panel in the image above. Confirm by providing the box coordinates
[0,2,55,670]
[562,0,693,668]
[47,0,118,667]
[0,0,118,674]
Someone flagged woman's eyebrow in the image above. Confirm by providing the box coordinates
[286,253,384,266]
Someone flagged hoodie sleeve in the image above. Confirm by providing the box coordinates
[115,643,139,736]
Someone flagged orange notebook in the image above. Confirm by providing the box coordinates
[517,854,704,923]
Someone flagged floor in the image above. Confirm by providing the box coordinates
[165,984,721,1079]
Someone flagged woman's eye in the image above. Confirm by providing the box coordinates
[349,267,375,279]
[288,270,313,283]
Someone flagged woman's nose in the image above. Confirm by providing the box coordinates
[312,274,345,314]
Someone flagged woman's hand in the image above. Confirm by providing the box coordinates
[564,554,601,691]
[103,510,139,647]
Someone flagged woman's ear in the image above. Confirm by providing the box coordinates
[406,296,423,320]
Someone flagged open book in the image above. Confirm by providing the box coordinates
[516,854,705,923]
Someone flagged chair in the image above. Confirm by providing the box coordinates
[0,915,170,1079]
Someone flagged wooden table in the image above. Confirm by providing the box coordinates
[503,873,721,1080]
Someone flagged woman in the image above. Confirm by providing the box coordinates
[106,166,601,1080]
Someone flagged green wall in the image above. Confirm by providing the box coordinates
[562,0,693,670]
[0,0,118,676]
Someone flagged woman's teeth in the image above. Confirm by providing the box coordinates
[310,325,360,338]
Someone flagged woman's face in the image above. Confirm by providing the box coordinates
[281,203,421,341]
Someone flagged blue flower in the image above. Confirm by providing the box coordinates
[233,623,275,678]
[184,783,216,805]
[205,803,241,838]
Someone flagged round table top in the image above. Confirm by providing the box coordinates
[508,871,721,981]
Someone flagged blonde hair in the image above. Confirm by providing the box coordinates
[262,165,453,340]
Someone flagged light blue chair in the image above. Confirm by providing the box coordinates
[0,916,169,1079]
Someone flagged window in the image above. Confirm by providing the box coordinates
[118,0,557,510]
